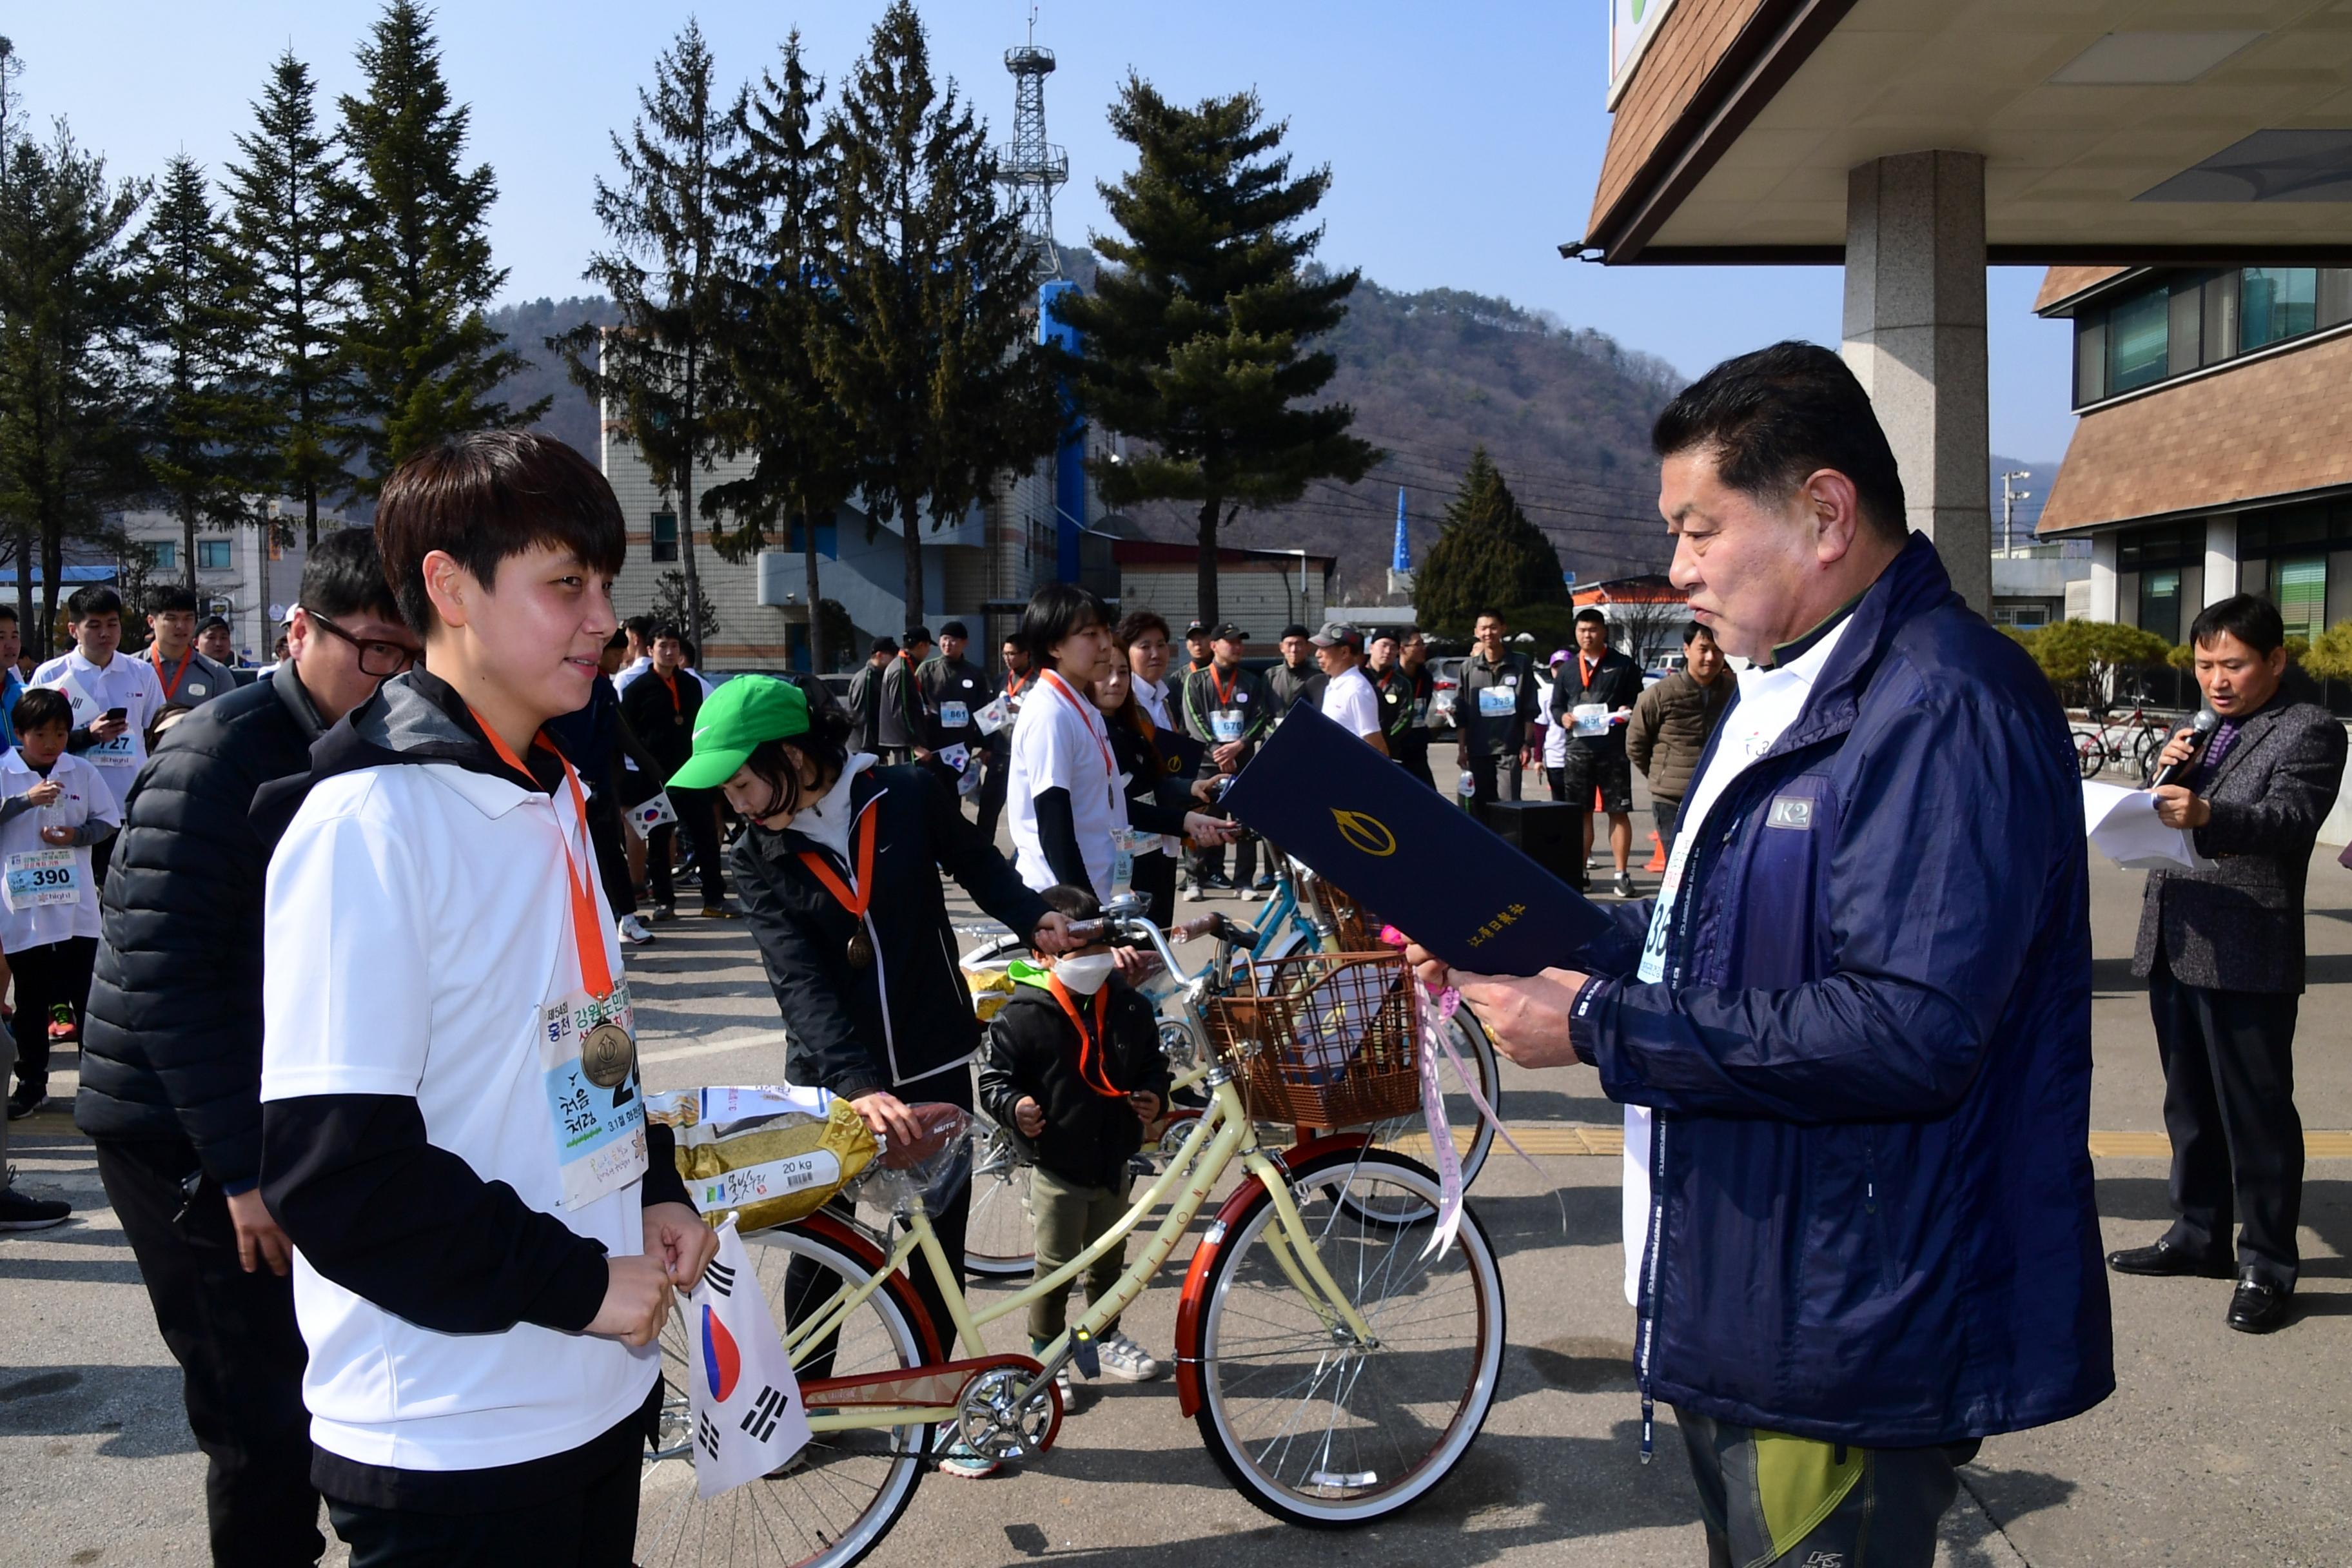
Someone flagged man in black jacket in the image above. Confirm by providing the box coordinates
[844,636,894,754]
[2112,595,2349,1333]
[1457,610,1538,814]
[75,529,421,1568]
[619,624,737,919]
[1552,607,1649,897]
[916,619,992,800]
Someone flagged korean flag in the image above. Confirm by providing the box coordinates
[687,1216,810,1498]
[627,790,681,841]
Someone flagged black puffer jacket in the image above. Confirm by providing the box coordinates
[977,970,1170,1190]
[76,669,327,1185]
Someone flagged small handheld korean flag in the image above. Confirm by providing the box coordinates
[627,790,680,841]
[687,1216,810,1498]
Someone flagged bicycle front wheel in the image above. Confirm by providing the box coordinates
[1188,1148,1505,1527]
[2072,727,2108,779]
[639,1222,936,1568]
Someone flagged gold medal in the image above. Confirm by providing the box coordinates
[847,927,874,968]
[582,1021,637,1088]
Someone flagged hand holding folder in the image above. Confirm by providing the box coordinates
[1221,699,1613,975]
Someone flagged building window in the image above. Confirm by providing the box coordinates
[197,540,232,570]
[2275,555,2327,643]
[2139,569,2182,645]
[2240,268,2317,353]
[2108,287,2170,393]
[651,511,678,564]
[148,542,177,571]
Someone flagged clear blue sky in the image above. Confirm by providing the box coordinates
[11,0,2075,468]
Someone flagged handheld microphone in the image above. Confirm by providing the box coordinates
[2148,707,2220,790]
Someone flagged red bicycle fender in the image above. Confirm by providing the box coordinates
[1172,1133,1374,1417]
[790,1210,947,1364]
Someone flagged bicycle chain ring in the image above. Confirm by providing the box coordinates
[954,1366,1059,1462]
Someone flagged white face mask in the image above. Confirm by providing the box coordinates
[1054,951,1117,995]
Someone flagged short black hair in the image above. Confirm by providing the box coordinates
[1652,340,1906,543]
[148,584,201,616]
[937,620,968,640]
[625,614,655,640]
[604,627,628,651]
[1474,609,1507,627]
[1113,609,1170,646]
[66,585,124,622]
[1574,607,1607,627]
[1037,882,1102,923]
[0,605,17,627]
[1020,583,1109,667]
[651,622,683,645]
[2188,593,2285,656]
[1681,622,1714,646]
[375,430,625,634]
[12,686,72,735]
[1002,631,1028,654]
[300,527,402,623]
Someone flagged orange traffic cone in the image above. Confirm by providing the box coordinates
[1644,830,1667,872]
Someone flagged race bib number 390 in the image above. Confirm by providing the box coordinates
[3,848,77,912]
[539,979,649,1211]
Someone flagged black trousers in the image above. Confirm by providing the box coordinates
[2150,961,2304,1286]
[1133,845,1177,927]
[975,749,1011,843]
[647,786,723,911]
[585,789,635,919]
[326,1444,639,1568]
[94,1136,324,1568]
[10,934,95,1091]
[1393,739,1435,790]
[90,833,115,891]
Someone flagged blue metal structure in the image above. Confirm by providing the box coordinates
[1393,488,1411,573]
[1040,279,1087,583]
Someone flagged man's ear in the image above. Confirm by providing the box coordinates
[420,550,478,631]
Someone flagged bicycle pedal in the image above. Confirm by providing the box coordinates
[1070,1329,1101,1380]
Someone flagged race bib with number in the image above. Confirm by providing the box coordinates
[84,735,137,768]
[1572,702,1611,738]
[538,978,649,1211]
[940,700,970,730]
[1211,709,1244,743]
[1476,687,1516,718]
[3,848,78,912]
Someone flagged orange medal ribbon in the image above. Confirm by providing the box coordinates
[152,645,195,702]
[798,798,881,966]
[470,708,614,1000]
[1046,973,1124,1100]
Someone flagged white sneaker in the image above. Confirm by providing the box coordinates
[1183,881,1205,903]
[1095,1331,1167,1382]
[617,914,656,946]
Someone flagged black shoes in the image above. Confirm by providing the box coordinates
[1197,872,1235,894]
[0,1184,69,1231]
[2227,1273,2292,1334]
[2106,1239,2235,1279]
[5,1084,43,1122]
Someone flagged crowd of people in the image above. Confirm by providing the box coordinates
[0,340,2341,1568]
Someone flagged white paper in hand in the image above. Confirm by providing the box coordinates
[2082,781,2215,872]
[685,1217,810,1498]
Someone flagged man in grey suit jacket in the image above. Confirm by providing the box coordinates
[2111,594,2348,1333]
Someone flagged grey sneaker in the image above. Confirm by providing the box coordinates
[1613,872,1637,899]
[1095,1331,1166,1382]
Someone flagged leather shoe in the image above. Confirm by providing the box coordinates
[2227,1273,2291,1334]
[2107,1239,2234,1279]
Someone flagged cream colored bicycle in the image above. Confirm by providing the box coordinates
[634,921,1507,1567]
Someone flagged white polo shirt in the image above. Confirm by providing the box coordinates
[262,758,658,1471]
[0,747,117,952]
[1319,664,1384,743]
[1007,669,1128,900]
[32,649,167,816]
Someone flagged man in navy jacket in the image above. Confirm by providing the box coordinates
[1415,342,2110,1567]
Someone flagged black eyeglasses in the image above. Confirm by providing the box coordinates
[308,611,419,678]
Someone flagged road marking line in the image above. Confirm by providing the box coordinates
[1389,1128,2352,1159]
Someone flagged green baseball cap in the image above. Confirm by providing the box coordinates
[667,676,810,790]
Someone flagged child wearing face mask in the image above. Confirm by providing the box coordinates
[976,882,1173,1389]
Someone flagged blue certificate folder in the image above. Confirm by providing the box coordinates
[1222,698,1614,975]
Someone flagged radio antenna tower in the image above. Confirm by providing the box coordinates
[997,7,1068,277]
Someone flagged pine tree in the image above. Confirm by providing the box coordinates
[825,0,1060,629]
[133,155,261,592]
[335,1,541,494]
[1054,76,1377,627]
[704,31,858,673]
[1414,447,1569,638]
[0,124,148,654]
[553,18,740,651]
[224,48,350,548]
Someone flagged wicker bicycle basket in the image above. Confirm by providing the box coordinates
[1204,950,1422,1126]
[1300,873,1379,952]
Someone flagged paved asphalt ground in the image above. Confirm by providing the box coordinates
[2,743,2347,1567]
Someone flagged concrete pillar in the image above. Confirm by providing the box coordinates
[1841,151,1990,614]
[2088,533,2119,622]
[2203,514,2239,604]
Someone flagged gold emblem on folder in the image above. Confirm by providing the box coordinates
[1331,809,1397,858]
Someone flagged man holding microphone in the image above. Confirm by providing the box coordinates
[2109,595,2346,1333]
[1412,342,2110,1568]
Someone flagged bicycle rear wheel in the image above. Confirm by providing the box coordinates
[2072,727,2108,779]
[638,1222,936,1568]
[1188,1148,1505,1526]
